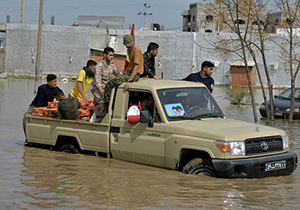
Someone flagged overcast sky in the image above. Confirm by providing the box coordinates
[0,0,198,30]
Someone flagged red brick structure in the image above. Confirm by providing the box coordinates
[230,61,256,86]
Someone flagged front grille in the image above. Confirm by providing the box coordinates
[245,135,283,155]
[274,107,286,112]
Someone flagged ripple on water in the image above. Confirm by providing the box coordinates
[0,79,299,209]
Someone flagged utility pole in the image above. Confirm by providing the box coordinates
[34,0,44,93]
[138,3,152,28]
[20,0,24,24]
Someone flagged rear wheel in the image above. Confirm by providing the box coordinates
[183,158,216,177]
[58,144,79,154]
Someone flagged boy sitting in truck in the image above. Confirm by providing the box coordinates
[23,74,62,138]
[53,88,86,120]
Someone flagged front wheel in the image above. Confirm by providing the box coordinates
[58,144,79,154]
[183,158,216,177]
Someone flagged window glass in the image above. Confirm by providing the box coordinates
[279,88,291,99]
[157,87,224,121]
[127,91,161,123]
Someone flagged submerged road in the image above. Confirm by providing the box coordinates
[0,78,299,209]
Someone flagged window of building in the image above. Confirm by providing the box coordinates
[252,20,264,25]
[234,19,245,24]
[206,15,213,22]
[193,15,195,22]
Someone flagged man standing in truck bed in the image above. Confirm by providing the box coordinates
[100,34,144,117]
[183,61,215,93]
[91,47,121,122]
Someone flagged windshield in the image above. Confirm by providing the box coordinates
[278,88,300,100]
[157,87,224,121]
[278,88,291,99]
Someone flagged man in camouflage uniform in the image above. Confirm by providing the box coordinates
[100,34,144,117]
[54,88,85,120]
[91,47,121,121]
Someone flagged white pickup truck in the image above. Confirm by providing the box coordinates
[24,79,298,178]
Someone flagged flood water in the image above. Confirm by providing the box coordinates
[0,78,299,210]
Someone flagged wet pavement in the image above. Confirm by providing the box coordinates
[0,78,299,209]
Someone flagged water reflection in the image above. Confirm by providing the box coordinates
[0,78,299,209]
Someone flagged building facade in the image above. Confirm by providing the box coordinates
[181,1,283,34]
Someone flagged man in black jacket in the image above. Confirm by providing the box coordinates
[23,74,61,138]
[140,42,161,80]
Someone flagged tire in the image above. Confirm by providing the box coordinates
[183,158,216,177]
[58,144,79,154]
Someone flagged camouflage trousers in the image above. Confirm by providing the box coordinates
[104,71,140,103]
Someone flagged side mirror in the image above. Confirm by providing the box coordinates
[274,95,278,99]
[140,110,149,123]
[140,110,154,127]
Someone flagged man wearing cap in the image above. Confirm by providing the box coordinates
[100,34,144,117]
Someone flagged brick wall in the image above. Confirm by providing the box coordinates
[230,66,255,86]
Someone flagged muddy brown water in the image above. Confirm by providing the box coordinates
[0,78,299,210]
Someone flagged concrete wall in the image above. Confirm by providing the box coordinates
[5,24,91,77]
[4,24,299,87]
[0,47,4,73]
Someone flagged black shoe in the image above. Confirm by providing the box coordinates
[96,110,107,119]
[96,103,108,118]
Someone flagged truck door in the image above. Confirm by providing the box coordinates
[111,91,166,167]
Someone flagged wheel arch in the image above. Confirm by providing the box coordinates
[53,133,82,152]
[178,148,213,171]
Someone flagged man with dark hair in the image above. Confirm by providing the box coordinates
[183,60,215,92]
[91,47,121,122]
[53,88,85,120]
[172,106,179,116]
[140,42,160,79]
[31,74,59,107]
[23,74,61,137]
[176,106,185,115]
[69,59,97,101]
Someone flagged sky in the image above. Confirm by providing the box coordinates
[0,0,197,31]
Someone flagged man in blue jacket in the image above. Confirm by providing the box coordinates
[183,61,215,93]
[23,74,61,138]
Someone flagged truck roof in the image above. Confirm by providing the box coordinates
[119,78,207,91]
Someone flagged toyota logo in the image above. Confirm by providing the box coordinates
[261,141,269,150]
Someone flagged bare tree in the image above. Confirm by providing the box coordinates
[247,0,275,123]
[211,0,278,123]
[275,0,300,123]
[212,0,265,123]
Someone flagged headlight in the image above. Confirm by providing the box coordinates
[282,135,289,150]
[286,108,299,112]
[260,104,265,109]
[214,141,245,155]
